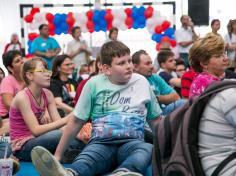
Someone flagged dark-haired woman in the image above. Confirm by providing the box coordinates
[49,55,77,117]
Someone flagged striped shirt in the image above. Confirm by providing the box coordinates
[198,87,236,175]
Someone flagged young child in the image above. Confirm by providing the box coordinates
[9,58,84,161]
[31,41,162,176]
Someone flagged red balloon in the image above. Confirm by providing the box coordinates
[106,9,112,14]
[107,22,113,30]
[86,10,94,21]
[46,13,54,22]
[161,36,170,43]
[125,17,133,29]
[30,7,40,16]
[155,25,163,34]
[144,8,153,19]
[24,14,33,23]
[125,8,132,17]
[86,20,94,33]
[156,43,161,51]
[105,13,113,23]
[28,33,39,41]
[170,39,177,47]
[146,6,154,12]
[48,23,55,31]
[66,16,75,26]
[68,12,73,17]
[162,20,171,30]
[49,31,55,36]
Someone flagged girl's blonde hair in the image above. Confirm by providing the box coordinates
[21,57,47,85]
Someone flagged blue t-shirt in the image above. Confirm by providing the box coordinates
[31,36,60,69]
[146,74,175,96]
[74,73,162,141]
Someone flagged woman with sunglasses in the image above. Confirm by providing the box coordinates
[9,58,84,161]
[49,55,77,117]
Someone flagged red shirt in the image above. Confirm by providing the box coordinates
[181,70,197,98]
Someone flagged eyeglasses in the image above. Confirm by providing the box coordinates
[176,69,185,72]
[28,69,52,76]
[212,52,228,59]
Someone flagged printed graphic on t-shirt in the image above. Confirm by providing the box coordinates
[91,112,145,140]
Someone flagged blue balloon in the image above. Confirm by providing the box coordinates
[93,10,100,23]
[53,14,61,25]
[99,20,107,28]
[132,6,139,19]
[94,25,100,32]
[55,28,61,35]
[60,23,68,31]
[164,27,175,37]
[133,22,139,29]
[138,16,146,25]
[138,6,145,16]
[100,10,106,18]
[152,34,163,43]
[27,40,32,46]
[61,14,67,21]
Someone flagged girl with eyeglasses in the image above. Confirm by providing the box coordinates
[9,58,84,162]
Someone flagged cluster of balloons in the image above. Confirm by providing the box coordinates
[24,6,177,51]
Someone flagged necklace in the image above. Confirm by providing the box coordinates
[27,87,42,108]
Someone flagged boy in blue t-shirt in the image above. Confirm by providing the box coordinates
[31,41,162,176]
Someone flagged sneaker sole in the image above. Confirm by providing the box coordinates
[31,146,67,176]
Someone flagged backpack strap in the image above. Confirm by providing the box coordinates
[153,123,163,176]
[211,152,236,176]
[163,116,172,158]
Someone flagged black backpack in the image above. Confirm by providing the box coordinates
[152,80,236,176]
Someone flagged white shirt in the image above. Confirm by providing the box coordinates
[67,38,91,70]
[175,26,194,53]
[224,33,236,60]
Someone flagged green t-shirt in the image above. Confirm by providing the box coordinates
[74,73,162,140]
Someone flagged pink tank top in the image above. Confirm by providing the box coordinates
[9,88,48,152]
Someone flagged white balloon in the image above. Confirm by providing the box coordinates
[80,13,87,24]
[74,21,81,27]
[94,2,101,10]
[120,24,128,31]
[146,24,155,34]
[73,12,80,20]
[29,22,38,31]
[152,11,161,18]
[112,19,120,28]
[81,26,88,33]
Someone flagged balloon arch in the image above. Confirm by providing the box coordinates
[20,2,176,57]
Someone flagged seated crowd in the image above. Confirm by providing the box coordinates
[1,28,236,176]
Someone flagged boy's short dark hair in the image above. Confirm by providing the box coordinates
[2,50,22,73]
[132,50,148,65]
[39,24,48,31]
[108,27,118,39]
[71,26,81,37]
[211,19,220,26]
[176,59,185,67]
[157,50,175,66]
[100,41,130,66]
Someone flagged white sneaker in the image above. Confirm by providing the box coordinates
[31,146,74,176]
[109,168,143,176]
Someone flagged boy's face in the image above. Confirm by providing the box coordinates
[103,54,133,85]
[161,56,176,71]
